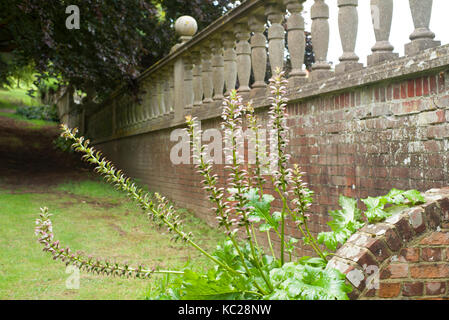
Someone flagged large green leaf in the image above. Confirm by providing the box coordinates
[267,263,351,300]
[243,188,278,231]
[327,196,361,231]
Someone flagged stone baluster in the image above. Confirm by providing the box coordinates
[163,71,171,115]
[150,81,159,118]
[266,2,285,74]
[142,83,151,121]
[248,13,267,89]
[405,0,440,56]
[183,54,194,110]
[235,20,251,93]
[284,0,307,82]
[131,103,137,125]
[157,72,166,116]
[191,50,203,108]
[169,72,175,115]
[223,32,237,95]
[211,38,225,101]
[201,43,214,104]
[336,0,362,73]
[310,0,332,80]
[367,0,398,66]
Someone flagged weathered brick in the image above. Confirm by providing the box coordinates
[421,247,442,262]
[410,264,449,279]
[361,224,402,252]
[423,202,442,229]
[402,282,424,297]
[378,282,401,298]
[381,264,409,279]
[393,217,415,242]
[366,238,390,263]
[425,281,447,296]
[408,208,427,235]
[399,247,420,263]
[420,232,449,246]
[418,110,446,126]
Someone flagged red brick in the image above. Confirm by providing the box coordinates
[421,248,442,262]
[425,281,447,295]
[378,282,401,298]
[400,247,420,262]
[423,76,430,95]
[410,264,449,279]
[374,88,380,102]
[381,264,409,279]
[430,76,437,94]
[415,77,423,96]
[403,282,424,297]
[420,232,449,245]
[401,82,407,99]
[408,80,415,98]
[393,84,400,99]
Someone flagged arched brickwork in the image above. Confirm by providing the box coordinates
[328,188,449,300]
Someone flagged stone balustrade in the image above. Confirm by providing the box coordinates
[84,0,443,141]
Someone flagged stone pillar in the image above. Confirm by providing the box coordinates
[173,16,198,120]
[284,0,307,82]
[211,38,225,101]
[336,0,363,73]
[192,50,203,107]
[235,20,251,93]
[223,32,237,96]
[367,0,398,66]
[310,0,332,80]
[266,2,285,75]
[183,55,194,110]
[405,0,440,56]
[248,13,267,89]
[201,44,214,104]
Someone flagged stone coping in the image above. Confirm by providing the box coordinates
[93,43,449,145]
[327,187,449,300]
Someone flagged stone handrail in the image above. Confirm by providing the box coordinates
[84,0,443,141]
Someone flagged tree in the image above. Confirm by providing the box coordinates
[0,0,237,100]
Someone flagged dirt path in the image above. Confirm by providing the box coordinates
[0,114,92,192]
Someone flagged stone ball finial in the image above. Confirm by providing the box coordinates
[174,16,198,38]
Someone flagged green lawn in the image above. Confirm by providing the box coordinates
[0,111,57,129]
[0,179,223,300]
[0,88,40,110]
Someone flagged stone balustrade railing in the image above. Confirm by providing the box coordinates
[85,0,442,141]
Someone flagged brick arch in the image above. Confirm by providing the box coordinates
[327,188,449,300]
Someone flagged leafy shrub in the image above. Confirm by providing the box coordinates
[16,104,59,122]
[53,135,74,153]
[35,70,424,300]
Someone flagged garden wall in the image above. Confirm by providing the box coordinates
[328,188,449,300]
[93,46,449,258]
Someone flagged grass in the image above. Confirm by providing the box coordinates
[0,111,57,129]
[0,88,40,110]
[0,178,224,300]
[0,86,57,129]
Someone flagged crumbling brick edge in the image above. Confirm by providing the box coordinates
[327,187,449,300]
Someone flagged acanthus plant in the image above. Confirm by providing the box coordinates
[35,70,424,300]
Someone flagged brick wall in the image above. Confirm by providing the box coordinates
[95,68,449,257]
[328,188,449,300]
